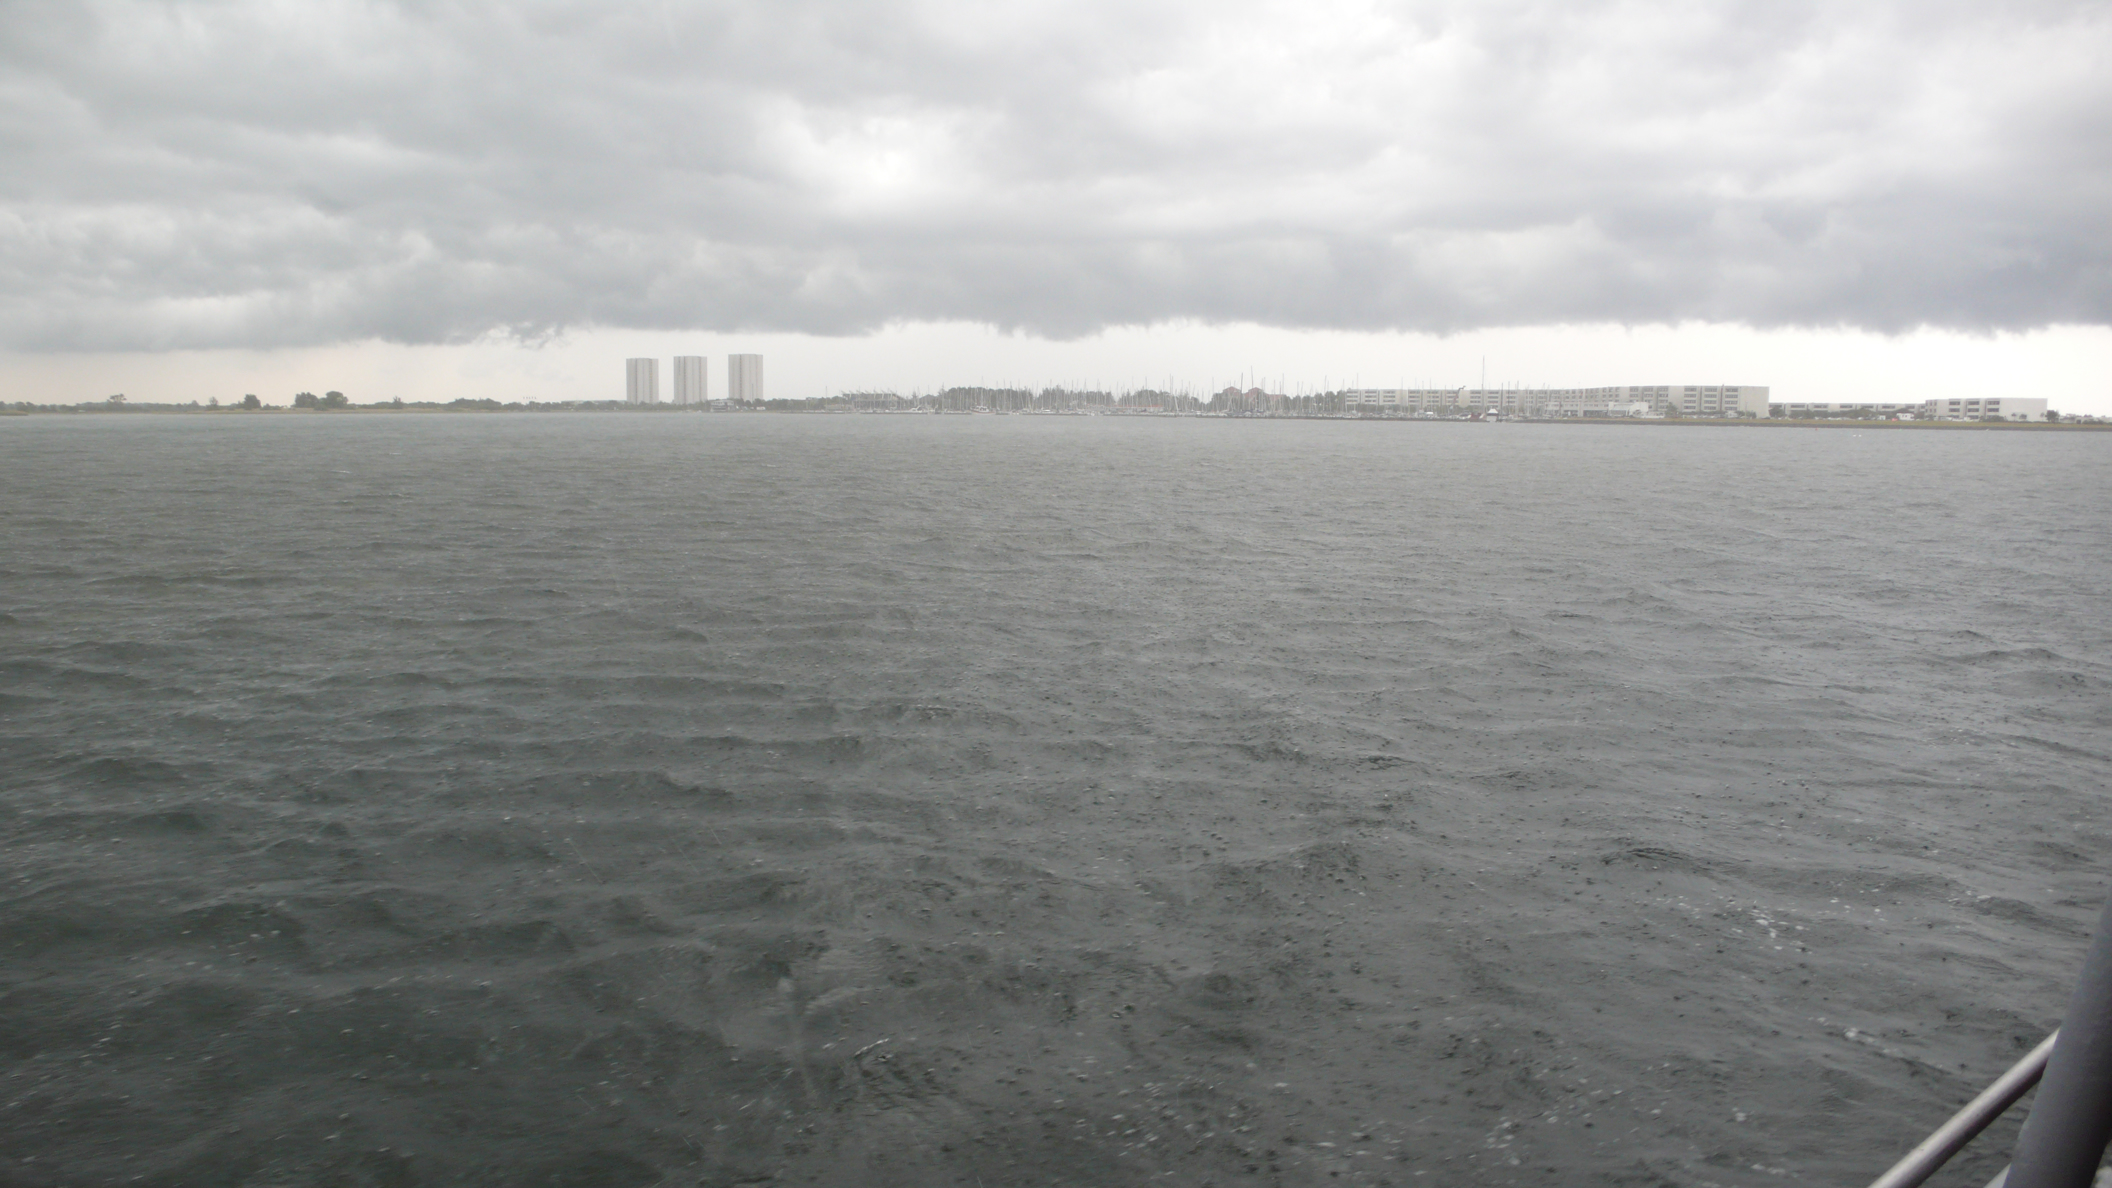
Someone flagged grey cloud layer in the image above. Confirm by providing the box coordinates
[2,0,2107,349]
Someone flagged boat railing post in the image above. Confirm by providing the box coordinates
[2005,891,2112,1188]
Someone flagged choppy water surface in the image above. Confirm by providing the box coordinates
[4,414,2110,1188]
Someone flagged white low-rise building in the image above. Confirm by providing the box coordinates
[1921,396,2048,421]
[1538,390,1664,418]
[1769,397,2049,421]
[1771,401,1922,418]
[1338,385,1766,417]
[1342,388,1470,412]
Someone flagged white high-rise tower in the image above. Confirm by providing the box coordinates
[625,358,659,405]
[672,356,708,405]
[728,354,763,403]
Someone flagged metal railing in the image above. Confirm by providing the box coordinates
[1867,888,2112,1188]
[1865,1032,2054,1188]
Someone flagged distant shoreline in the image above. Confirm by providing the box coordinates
[7,405,2106,429]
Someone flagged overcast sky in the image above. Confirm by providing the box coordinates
[2,0,2108,405]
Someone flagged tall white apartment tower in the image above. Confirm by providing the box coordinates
[728,354,763,403]
[625,358,659,405]
[672,356,708,405]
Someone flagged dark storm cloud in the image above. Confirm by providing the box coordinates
[2,0,2107,349]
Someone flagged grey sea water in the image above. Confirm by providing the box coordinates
[3,413,2110,1188]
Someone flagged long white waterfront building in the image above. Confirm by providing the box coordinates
[1770,397,2049,421]
[1338,385,1769,418]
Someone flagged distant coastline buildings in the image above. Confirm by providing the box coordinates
[603,363,2054,421]
[672,356,708,405]
[835,384,2061,421]
[1339,385,1770,418]
[728,354,763,403]
[623,354,760,406]
[24,375,2079,420]
[625,358,658,405]
[1772,396,2047,421]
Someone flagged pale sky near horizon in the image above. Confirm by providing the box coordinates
[3,1,2108,411]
